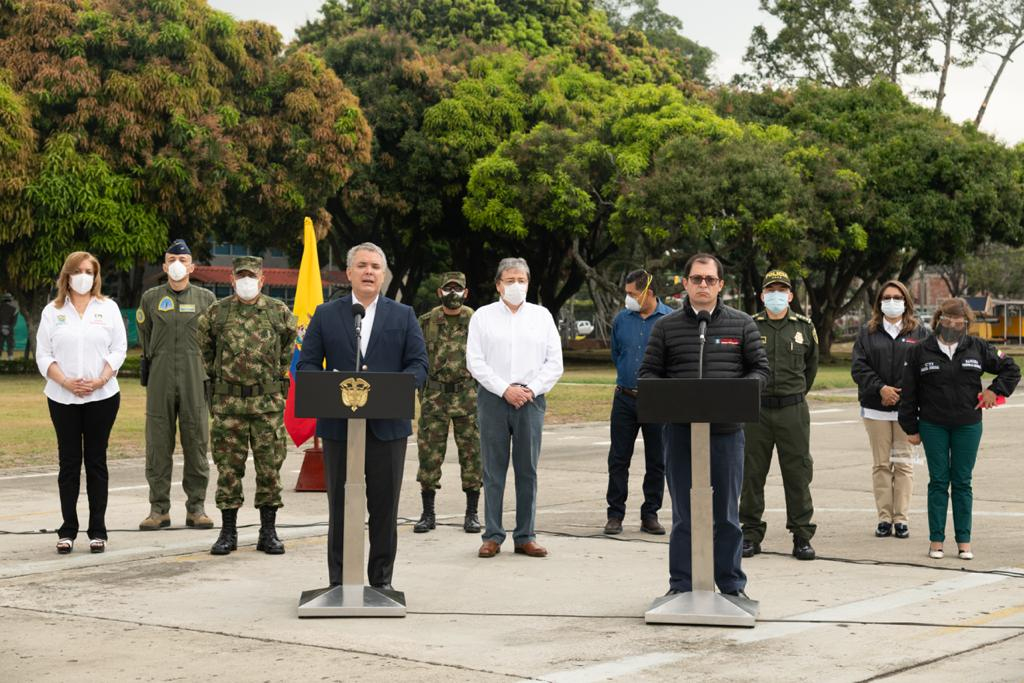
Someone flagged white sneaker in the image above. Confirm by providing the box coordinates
[928,547,944,559]
[958,549,973,560]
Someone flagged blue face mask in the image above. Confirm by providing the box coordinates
[763,291,790,314]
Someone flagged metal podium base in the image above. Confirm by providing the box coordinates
[297,585,406,618]
[645,590,758,627]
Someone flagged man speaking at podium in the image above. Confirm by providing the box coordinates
[640,253,769,599]
[297,243,428,591]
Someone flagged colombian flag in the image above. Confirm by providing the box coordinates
[283,217,323,447]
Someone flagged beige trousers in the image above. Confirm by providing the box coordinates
[863,418,914,524]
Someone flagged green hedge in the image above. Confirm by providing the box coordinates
[0,355,142,377]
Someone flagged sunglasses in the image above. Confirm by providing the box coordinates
[688,275,721,286]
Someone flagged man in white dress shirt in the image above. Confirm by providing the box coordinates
[467,258,563,558]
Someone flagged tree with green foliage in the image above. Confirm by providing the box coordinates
[0,0,371,347]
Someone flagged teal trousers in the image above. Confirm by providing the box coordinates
[918,420,983,543]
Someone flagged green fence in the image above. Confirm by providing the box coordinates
[9,308,140,352]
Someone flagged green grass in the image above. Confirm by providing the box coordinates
[0,360,859,468]
[0,375,146,469]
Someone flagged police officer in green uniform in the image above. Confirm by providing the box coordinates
[137,240,216,530]
[414,272,482,534]
[741,269,818,561]
[197,256,297,556]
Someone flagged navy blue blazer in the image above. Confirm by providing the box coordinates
[297,294,428,442]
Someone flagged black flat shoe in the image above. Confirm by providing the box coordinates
[875,522,893,537]
[894,523,909,539]
[723,589,752,600]
[792,536,815,560]
[742,539,761,558]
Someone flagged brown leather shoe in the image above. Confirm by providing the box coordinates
[604,518,623,535]
[641,516,666,535]
[513,541,548,557]
[478,540,501,558]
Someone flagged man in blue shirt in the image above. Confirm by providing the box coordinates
[604,270,674,535]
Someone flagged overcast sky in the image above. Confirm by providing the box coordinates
[207,0,1023,145]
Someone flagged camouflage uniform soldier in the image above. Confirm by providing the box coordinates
[741,269,819,561]
[197,256,297,556]
[137,240,216,530]
[414,272,482,534]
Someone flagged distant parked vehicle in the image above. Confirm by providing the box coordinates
[576,320,594,337]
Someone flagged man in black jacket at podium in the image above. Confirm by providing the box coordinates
[297,242,428,590]
[640,253,769,599]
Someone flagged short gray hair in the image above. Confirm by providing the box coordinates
[346,242,388,269]
[494,257,530,283]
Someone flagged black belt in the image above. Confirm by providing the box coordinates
[761,393,804,409]
[616,386,638,398]
[426,378,473,392]
[213,380,289,398]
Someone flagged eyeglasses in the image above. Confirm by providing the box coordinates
[441,284,464,293]
[881,296,904,302]
[688,275,721,286]
[942,319,967,329]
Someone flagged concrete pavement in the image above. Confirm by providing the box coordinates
[1,397,1023,681]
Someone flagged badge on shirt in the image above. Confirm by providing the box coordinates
[56,314,67,326]
[794,331,804,345]
[180,304,196,313]
[962,358,982,371]
[760,335,767,345]
[136,308,145,324]
[158,296,174,312]
[920,361,941,374]
[715,337,741,345]
[91,312,105,325]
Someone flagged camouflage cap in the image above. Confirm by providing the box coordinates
[440,271,466,287]
[762,269,791,289]
[232,255,263,274]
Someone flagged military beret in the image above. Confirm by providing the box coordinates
[440,271,466,287]
[762,269,791,289]
[233,255,263,274]
[166,239,191,255]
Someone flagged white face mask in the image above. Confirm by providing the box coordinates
[70,273,94,295]
[880,299,905,318]
[624,294,642,312]
[502,282,527,306]
[166,260,188,282]
[234,277,260,301]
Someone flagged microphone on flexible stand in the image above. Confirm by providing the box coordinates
[352,302,365,372]
[697,310,711,380]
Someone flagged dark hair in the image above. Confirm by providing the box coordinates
[933,297,975,328]
[625,269,655,294]
[684,253,723,279]
[867,280,918,334]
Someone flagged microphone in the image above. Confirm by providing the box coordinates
[697,310,711,342]
[351,302,365,321]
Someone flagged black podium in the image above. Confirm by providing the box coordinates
[637,377,761,627]
[293,370,415,618]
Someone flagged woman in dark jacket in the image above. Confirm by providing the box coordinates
[899,298,1019,561]
[851,281,929,539]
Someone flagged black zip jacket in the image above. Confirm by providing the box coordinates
[639,299,769,433]
[850,321,931,412]
[898,334,1020,435]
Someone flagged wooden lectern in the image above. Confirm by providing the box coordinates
[293,370,415,618]
[637,377,761,627]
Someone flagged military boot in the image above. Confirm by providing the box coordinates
[256,506,285,555]
[210,508,238,555]
[414,489,436,533]
[138,510,171,530]
[463,489,481,533]
[186,509,214,529]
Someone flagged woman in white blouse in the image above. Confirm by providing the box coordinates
[36,252,127,554]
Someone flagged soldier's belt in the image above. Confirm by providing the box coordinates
[213,380,289,398]
[761,393,804,409]
[425,379,474,393]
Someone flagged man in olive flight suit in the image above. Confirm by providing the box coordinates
[198,256,297,556]
[414,272,482,534]
[138,239,216,530]
[741,269,819,561]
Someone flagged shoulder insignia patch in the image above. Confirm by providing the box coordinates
[136,308,145,324]
[811,327,818,343]
[158,296,174,312]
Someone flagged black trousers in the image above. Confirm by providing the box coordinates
[323,432,406,587]
[47,394,120,540]
[606,390,665,520]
